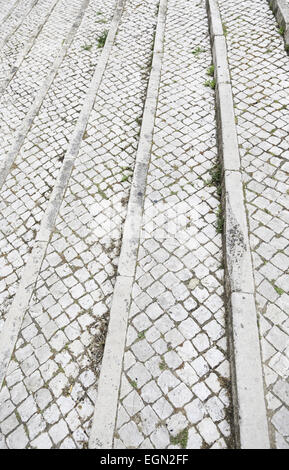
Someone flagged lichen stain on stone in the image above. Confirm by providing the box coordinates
[226,198,246,289]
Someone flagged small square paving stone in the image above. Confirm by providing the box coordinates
[131,340,154,362]
[49,373,69,398]
[118,422,144,448]
[157,370,180,394]
[176,363,199,387]
[0,414,19,435]
[127,363,152,388]
[204,347,225,368]
[176,340,197,362]
[139,406,159,435]
[164,350,182,369]
[166,412,188,437]
[197,417,220,445]
[10,382,28,405]
[27,414,46,440]
[153,396,173,420]
[205,396,225,422]
[122,390,144,417]
[49,419,69,445]
[150,426,170,448]
[164,328,185,348]
[187,429,203,449]
[146,303,163,320]
[178,317,200,339]
[192,356,210,377]
[273,381,289,407]
[272,407,289,436]
[17,396,37,422]
[141,380,162,404]
[266,326,288,353]
[154,314,174,335]
[132,313,152,332]
[192,382,211,401]
[192,332,210,352]
[185,398,206,424]
[31,433,53,449]
[167,383,193,408]
[43,404,61,425]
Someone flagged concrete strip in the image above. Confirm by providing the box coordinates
[0,0,124,392]
[269,0,289,48]
[230,293,271,449]
[212,36,230,84]
[206,0,270,449]
[224,170,255,294]
[88,0,168,449]
[215,83,240,171]
[206,0,223,36]
[0,0,38,51]
[0,0,90,190]
[0,0,61,95]
[89,275,134,449]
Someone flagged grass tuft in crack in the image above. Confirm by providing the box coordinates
[273,284,284,295]
[170,429,189,449]
[204,79,216,90]
[216,206,224,234]
[278,26,285,36]
[207,65,215,77]
[192,46,205,56]
[82,44,92,51]
[97,30,108,48]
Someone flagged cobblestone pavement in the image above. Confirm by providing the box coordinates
[0,0,114,330]
[0,0,288,450]
[0,0,159,449]
[218,0,289,449]
[113,0,233,450]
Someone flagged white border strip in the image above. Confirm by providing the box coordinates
[0,0,124,393]
[88,0,168,449]
[206,0,270,449]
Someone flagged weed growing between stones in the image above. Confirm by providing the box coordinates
[97,30,108,48]
[204,78,216,89]
[192,46,205,55]
[170,429,188,449]
[82,44,92,51]
[207,64,215,77]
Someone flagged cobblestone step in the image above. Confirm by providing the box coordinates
[0,0,60,94]
[0,0,159,449]
[0,0,288,450]
[0,0,38,52]
[0,0,89,190]
[218,0,289,449]
[0,0,115,331]
[90,0,234,450]
[0,0,20,26]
